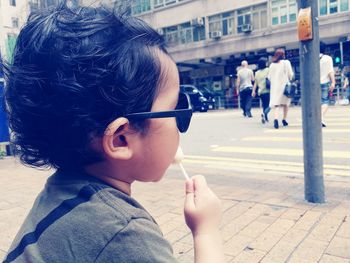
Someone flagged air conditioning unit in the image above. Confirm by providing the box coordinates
[156,28,165,35]
[241,24,252,33]
[191,17,204,27]
[210,31,222,39]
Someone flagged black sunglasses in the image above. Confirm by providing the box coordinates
[125,92,193,133]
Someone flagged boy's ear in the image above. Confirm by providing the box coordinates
[103,117,133,160]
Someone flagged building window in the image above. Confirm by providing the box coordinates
[237,8,251,33]
[271,0,297,25]
[163,21,205,46]
[164,26,179,46]
[11,17,19,28]
[154,0,164,8]
[340,0,349,11]
[237,4,267,32]
[131,0,151,15]
[179,22,192,44]
[209,12,234,36]
[330,0,338,13]
[9,0,16,6]
[192,19,206,42]
[319,0,349,15]
[252,4,268,30]
[165,0,176,5]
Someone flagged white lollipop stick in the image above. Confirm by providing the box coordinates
[173,147,190,181]
[179,163,190,181]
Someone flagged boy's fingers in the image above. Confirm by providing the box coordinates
[192,175,207,193]
[185,179,194,194]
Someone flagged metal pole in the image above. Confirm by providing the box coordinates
[298,0,325,203]
[340,41,344,65]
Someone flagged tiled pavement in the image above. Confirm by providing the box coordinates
[1,157,350,263]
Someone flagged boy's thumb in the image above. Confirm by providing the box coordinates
[184,179,195,210]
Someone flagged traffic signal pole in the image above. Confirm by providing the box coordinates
[297,0,325,203]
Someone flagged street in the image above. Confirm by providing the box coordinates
[181,105,350,176]
[1,105,350,262]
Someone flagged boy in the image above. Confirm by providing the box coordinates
[3,4,223,263]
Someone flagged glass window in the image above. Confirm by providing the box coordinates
[271,0,297,25]
[179,23,192,44]
[154,0,164,8]
[9,0,16,6]
[340,0,349,11]
[289,3,297,22]
[222,12,234,35]
[261,10,268,28]
[209,14,222,33]
[131,0,151,15]
[164,26,179,46]
[252,3,268,30]
[329,0,338,13]
[193,26,206,42]
[237,8,251,33]
[319,0,328,14]
[165,0,176,5]
[280,5,288,24]
[272,7,279,25]
[253,12,260,29]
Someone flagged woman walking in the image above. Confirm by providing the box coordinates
[268,49,293,129]
[252,58,270,123]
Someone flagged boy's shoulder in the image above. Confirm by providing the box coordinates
[6,170,176,263]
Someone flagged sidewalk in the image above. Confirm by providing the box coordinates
[1,157,350,263]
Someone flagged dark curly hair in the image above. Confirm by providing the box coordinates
[3,4,169,170]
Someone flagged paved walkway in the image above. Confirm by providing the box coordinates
[1,157,350,263]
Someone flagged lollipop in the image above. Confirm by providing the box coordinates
[173,146,190,181]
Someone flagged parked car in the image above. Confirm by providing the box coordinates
[180,85,216,111]
[197,86,217,110]
[180,85,208,112]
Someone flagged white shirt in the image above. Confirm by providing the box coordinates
[320,54,334,84]
[237,68,254,91]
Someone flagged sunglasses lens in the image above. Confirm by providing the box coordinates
[176,93,189,110]
[176,115,191,133]
[175,92,192,133]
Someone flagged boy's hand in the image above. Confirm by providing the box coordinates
[184,175,222,236]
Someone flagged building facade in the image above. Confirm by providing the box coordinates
[127,0,350,107]
[0,0,30,62]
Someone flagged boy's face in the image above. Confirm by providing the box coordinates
[131,52,180,182]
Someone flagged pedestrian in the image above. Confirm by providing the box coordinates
[268,49,294,129]
[237,60,254,118]
[252,58,270,123]
[320,42,336,127]
[3,4,224,263]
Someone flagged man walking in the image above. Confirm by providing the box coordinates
[320,42,335,127]
[237,60,254,117]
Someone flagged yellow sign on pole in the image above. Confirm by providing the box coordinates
[297,7,313,41]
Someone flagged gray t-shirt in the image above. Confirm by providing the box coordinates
[237,67,254,91]
[4,170,177,263]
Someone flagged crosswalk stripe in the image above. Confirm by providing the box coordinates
[211,146,350,159]
[185,155,350,170]
[182,157,350,177]
[289,123,350,127]
[296,117,350,122]
[264,129,350,134]
[242,136,350,144]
